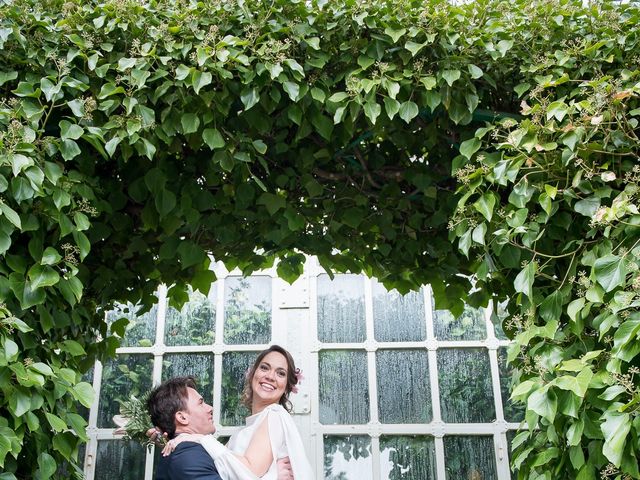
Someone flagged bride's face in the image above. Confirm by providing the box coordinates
[251,351,288,406]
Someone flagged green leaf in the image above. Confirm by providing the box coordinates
[241,88,260,110]
[60,139,81,160]
[468,64,483,79]
[10,153,33,176]
[383,97,400,120]
[594,255,627,292]
[59,120,84,141]
[37,452,57,479]
[528,387,557,423]
[547,100,569,122]
[497,39,514,56]
[192,70,212,94]
[441,69,461,86]
[203,128,225,150]
[3,338,19,362]
[9,389,30,416]
[0,203,21,229]
[155,189,176,217]
[29,265,60,289]
[540,290,563,322]
[177,241,206,268]
[405,40,427,56]
[459,138,481,160]
[0,70,17,87]
[97,82,125,99]
[398,101,419,123]
[601,411,631,467]
[60,339,86,356]
[45,412,67,433]
[514,261,536,299]
[181,113,200,134]
[384,27,406,43]
[252,139,268,155]
[105,137,121,157]
[473,193,495,222]
[282,81,300,101]
[363,101,381,124]
[258,193,286,215]
[574,196,600,217]
[71,382,95,408]
[554,368,593,397]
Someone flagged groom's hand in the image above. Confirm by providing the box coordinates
[276,457,294,480]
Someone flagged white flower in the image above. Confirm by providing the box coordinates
[601,171,616,182]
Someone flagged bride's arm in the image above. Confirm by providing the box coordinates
[163,417,276,478]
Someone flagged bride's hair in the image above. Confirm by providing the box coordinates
[242,345,298,412]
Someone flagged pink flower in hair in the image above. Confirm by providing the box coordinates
[291,368,304,394]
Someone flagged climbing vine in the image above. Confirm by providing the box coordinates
[0,0,638,478]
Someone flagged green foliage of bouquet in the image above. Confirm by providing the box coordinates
[113,391,163,450]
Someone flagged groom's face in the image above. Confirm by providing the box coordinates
[183,387,215,435]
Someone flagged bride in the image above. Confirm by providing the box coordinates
[162,345,314,479]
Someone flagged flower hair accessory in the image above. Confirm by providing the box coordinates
[291,368,304,394]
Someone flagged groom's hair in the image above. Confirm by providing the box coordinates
[147,376,197,439]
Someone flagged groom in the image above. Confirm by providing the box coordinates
[147,376,293,480]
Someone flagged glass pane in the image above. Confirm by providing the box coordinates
[162,353,214,405]
[444,436,497,480]
[95,440,146,480]
[498,348,525,422]
[319,350,369,424]
[380,436,437,480]
[433,304,486,341]
[97,354,154,428]
[220,351,254,426]
[377,349,431,423]
[224,276,271,345]
[324,435,372,479]
[106,302,157,347]
[317,274,365,343]
[437,349,495,423]
[165,286,216,346]
[373,281,426,342]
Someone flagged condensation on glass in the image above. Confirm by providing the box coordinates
[380,435,437,480]
[162,353,215,405]
[220,351,255,426]
[373,280,426,342]
[106,302,157,347]
[433,304,486,341]
[317,273,366,343]
[319,350,369,424]
[165,285,216,346]
[324,435,372,479]
[437,348,495,423]
[97,354,153,428]
[443,436,498,480]
[377,349,432,423]
[224,276,271,345]
[94,439,146,480]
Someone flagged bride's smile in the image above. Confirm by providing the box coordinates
[251,352,288,409]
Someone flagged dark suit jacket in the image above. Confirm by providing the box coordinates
[154,441,222,480]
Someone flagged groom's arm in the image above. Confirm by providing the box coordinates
[169,443,223,480]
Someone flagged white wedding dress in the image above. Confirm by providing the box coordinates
[200,404,314,480]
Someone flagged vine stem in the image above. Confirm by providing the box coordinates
[508,240,593,259]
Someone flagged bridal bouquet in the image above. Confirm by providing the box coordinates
[113,391,164,450]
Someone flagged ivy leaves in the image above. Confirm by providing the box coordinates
[450,2,640,476]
